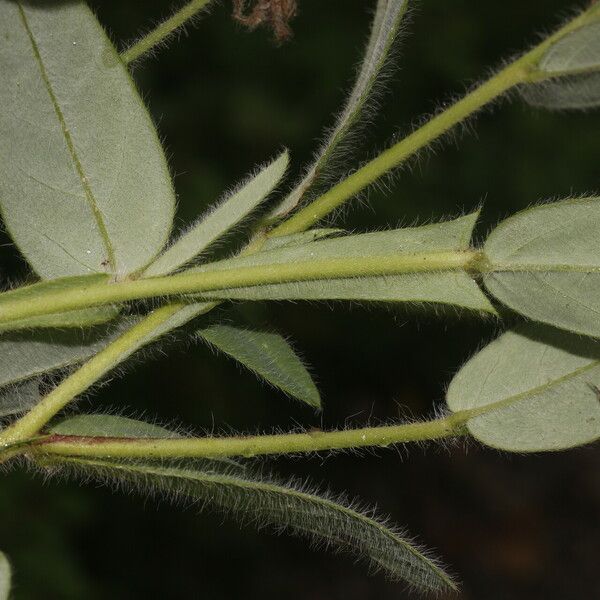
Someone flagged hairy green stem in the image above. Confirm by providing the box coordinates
[3,4,597,455]
[272,5,600,236]
[33,410,474,459]
[0,250,480,326]
[120,0,212,65]
[0,304,188,446]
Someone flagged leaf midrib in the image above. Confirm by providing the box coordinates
[17,2,116,272]
[466,357,600,418]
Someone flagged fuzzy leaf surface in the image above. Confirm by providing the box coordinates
[145,152,289,276]
[50,414,181,438]
[484,197,600,337]
[520,71,600,109]
[51,456,456,593]
[194,213,494,312]
[0,550,10,600]
[270,0,409,219]
[447,325,600,451]
[0,325,125,390]
[260,228,344,251]
[197,324,320,408]
[539,21,600,74]
[0,380,40,417]
[0,0,175,279]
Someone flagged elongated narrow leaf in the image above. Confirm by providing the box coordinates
[194,213,495,313]
[484,197,600,337]
[50,456,456,593]
[0,550,11,600]
[197,325,320,408]
[145,152,289,276]
[0,380,40,417]
[0,325,128,390]
[50,414,181,438]
[447,325,600,451]
[0,0,175,279]
[269,0,409,219]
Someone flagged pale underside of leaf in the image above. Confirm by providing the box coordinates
[260,228,345,251]
[144,151,289,277]
[197,324,321,408]
[0,549,11,600]
[447,325,600,451]
[539,21,600,74]
[0,0,175,279]
[269,0,409,220]
[193,213,495,312]
[0,380,40,418]
[0,323,129,390]
[49,414,181,438]
[520,71,600,109]
[484,197,600,337]
[50,456,455,593]
[0,305,120,334]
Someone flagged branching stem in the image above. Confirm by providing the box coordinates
[272,5,600,236]
[2,4,598,456]
[0,304,189,447]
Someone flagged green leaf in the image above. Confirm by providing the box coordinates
[483,197,600,337]
[521,21,600,110]
[539,21,600,74]
[0,325,126,390]
[144,152,289,276]
[0,1,175,279]
[197,324,321,408]
[51,455,456,593]
[520,71,600,110]
[269,0,409,219]
[194,212,495,313]
[0,380,40,418]
[0,549,11,600]
[49,414,181,438]
[446,325,600,452]
[261,228,345,251]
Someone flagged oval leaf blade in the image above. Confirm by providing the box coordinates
[145,151,289,276]
[197,324,321,408]
[484,197,600,337]
[0,1,175,278]
[520,71,600,110]
[446,325,600,452]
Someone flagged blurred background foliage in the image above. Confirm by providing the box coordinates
[1,0,599,598]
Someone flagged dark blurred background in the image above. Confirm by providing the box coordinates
[1,0,599,598]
